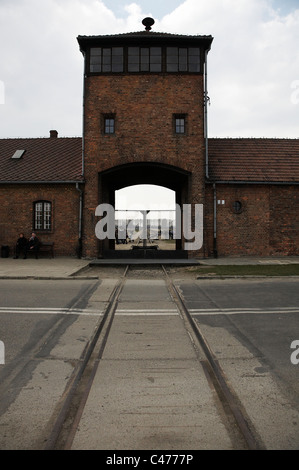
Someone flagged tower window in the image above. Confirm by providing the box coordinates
[104,116,115,134]
[128,47,162,72]
[89,46,201,74]
[174,115,186,134]
[90,47,124,73]
[167,47,200,72]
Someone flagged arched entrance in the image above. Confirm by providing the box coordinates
[98,162,190,258]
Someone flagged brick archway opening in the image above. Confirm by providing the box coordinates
[98,162,190,259]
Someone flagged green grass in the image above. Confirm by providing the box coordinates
[194,264,299,277]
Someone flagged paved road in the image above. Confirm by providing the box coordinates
[0,276,299,450]
[175,277,299,449]
[177,278,299,395]
[0,279,102,449]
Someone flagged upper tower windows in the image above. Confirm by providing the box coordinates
[166,47,200,72]
[128,47,162,72]
[90,47,124,73]
[89,46,201,74]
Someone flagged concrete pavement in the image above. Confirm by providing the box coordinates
[1,256,298,449]
[0,257,90,279]
[0,256,298,279]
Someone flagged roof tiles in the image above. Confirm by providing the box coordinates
[0,136,298,184]
[0,137,83,183]
[208,138,299,183]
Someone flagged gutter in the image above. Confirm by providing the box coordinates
[81,50,86,178]
[204,48,210,179]
[213,183,217,258]
[206,180,299,185]
[0,180,84,185]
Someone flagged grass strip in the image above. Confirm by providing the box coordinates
[194,264,299,277]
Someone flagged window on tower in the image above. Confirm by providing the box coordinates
[128,47,162,72]
[90,47,124,73]
[174,115,187,134]
[103,115,115,134]
[89,46,201,74]
[167,47,200,72]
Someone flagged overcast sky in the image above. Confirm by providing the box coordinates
[0,0,298,208]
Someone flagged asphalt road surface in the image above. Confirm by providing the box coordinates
[0,276,298,450]
[176,277,299,398]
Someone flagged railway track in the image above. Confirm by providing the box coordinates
[44,264,264,450]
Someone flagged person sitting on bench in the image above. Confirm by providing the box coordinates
[14,233,28,258]
[24,232,40,259]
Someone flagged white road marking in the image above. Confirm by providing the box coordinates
[189,307,299,315]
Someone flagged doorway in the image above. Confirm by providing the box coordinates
[98,162,190,258]
[115,184,176,252]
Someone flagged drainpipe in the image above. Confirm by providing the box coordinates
[75,50,86,259]
[81,50,86,178]
[76,182,83,258]
[204,49,210,179]
[213,183,218,258]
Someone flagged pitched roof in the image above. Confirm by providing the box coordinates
[0,136,83,183]
[0,136,298,184]
[77,31,213,51]
[77,31,213,40]
[208,138,299,183]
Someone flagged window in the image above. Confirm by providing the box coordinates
[233,201,243,214]
[128,47,162,72]
[188,48,201,72]
[34,201,52,231]
[90,47,123,73]
[167,47,200,72]
[104,115,115,134]
[89,46,201,74]
[174,115,186,134]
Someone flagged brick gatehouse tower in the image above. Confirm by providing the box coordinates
[77,18,213,258]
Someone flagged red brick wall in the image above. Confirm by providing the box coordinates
[83,74,206,258]
[0,184,81,256]
[269,186,299,255]
[205,184,299,256]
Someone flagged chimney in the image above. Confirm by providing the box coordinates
[50,130,58,138]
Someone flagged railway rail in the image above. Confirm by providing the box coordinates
[44,264,265,450]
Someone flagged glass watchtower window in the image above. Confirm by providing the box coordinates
[90,47,124,73]
[34,201,51,231]
[128,47,162,72]
[188,48,201,72]
[167,47,200,72]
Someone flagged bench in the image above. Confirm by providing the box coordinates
[39,242,54,258]
[12,241,54,258]
[24,241,54,258]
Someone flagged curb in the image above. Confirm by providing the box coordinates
[196,275,299,280]
[0,276,99,280]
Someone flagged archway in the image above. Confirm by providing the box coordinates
[115,184,176,251]
[98,162,190,258]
